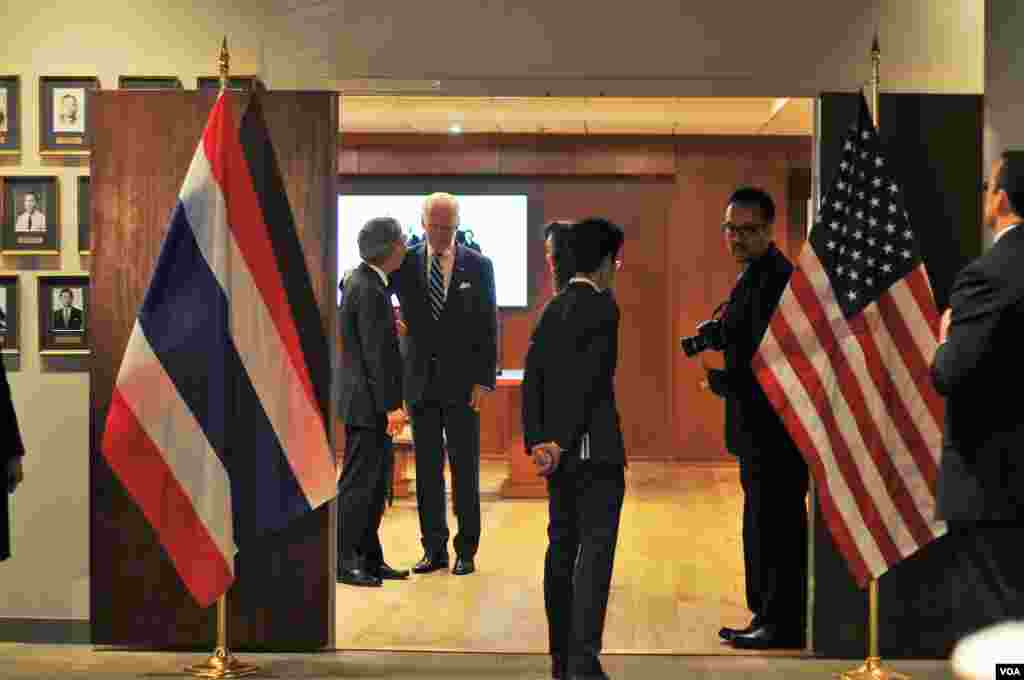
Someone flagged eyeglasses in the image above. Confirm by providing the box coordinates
[722,222,766,238]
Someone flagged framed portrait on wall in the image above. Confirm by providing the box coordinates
[118,76,182,90]
[0,76,20,153]
[78,175,90,254]
[197,75,265,92]
[1,175,60,254]
[39,76,99,155]
[0,275,19,353]
[38,274,89,354]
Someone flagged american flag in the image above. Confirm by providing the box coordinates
[752,95,946,587]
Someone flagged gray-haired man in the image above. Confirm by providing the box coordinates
[337,216,408,587]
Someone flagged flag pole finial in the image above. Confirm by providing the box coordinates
[870,33,880,128]
[219,36,230,93]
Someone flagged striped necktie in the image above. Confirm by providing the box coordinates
[428,253,445,320]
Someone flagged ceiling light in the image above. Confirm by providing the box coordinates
[449,124,462,134]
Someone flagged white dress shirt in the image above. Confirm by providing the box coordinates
[15,210,46,232]
[993,222,1021,245]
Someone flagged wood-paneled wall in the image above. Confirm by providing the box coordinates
[90,91,338,649]
[340,134,811,462]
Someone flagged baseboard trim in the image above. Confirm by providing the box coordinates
[0,617,90,644]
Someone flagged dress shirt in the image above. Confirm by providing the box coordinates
[15,211,46,232]
[993,222,1021,245]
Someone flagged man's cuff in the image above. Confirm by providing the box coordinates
[476,384,494,392]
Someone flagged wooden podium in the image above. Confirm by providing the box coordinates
[495,370,548,498]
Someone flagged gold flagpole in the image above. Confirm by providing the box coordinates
[185,36,258,680]
[839,34,908,680]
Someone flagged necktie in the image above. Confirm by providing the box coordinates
[429,253,445,320]
[64,309,70,325]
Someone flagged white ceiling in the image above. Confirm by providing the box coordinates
[277,0,982,98]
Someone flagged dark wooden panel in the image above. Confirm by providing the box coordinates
[355,144,499,175]
[90,90,336,650]
[498,140,579,176]
[671,140,807,462]
[812,92,989,659]
[573,142,675,175]
[541,177,674,461]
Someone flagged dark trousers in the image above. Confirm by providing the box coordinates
[544,459,625,677]
[337,418,391,568]
[738,452,809,631]
[409,371,481,558]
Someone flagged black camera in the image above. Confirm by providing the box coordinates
[681,318,727,357]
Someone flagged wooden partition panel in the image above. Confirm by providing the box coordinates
[90,91,338,649]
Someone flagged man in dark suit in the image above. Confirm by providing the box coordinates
[52,288,84,330]
[702,187,808,649]
[2,347,26,562]
[523,217,626,680]
[336,216,409,587]
[932,150,1024,524]
[390,193,498,576]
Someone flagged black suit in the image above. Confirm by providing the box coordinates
[523,281,626,679]
[707,243,808,634]
[391,242,497,558]
[337,263,403,569]
[2,354,26,561]
[932,225,1024,521]
[53,306,83,330]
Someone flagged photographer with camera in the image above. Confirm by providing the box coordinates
[684,187,808,650]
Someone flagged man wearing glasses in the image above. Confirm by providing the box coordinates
[703,187,809,649]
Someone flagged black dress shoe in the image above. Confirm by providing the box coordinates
[371,561,410,580]
[718,618,760,641]
[412,552,449,574]
[730,623,804,649]
[337,566,382,587]
[452,557,475,575]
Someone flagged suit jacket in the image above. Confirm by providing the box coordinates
[931,225,1024,521]
[707,243,796,460]
[338,263,403,427]
[2,353,25,561]
[522,282,626,465]
[390,243,497,405]
[52,307,83,330]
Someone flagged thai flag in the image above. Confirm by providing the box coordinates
[101,92,337,607]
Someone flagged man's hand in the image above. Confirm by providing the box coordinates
[386,408,406,436]
[7,457,23,494]
[939,308,952,343]
[469,385,488,412]
[531,442,562,478]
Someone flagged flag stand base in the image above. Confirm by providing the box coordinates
[184,646,259,678]
[838,656,909,680]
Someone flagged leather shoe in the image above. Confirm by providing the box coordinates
[730,623,803,649]
[718,618,760,641]
[412,552,449,574]
[337,566,382,587]
[452,557,475,575]
[371,561,410,580]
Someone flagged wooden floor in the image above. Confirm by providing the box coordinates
[336,460,795,656]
